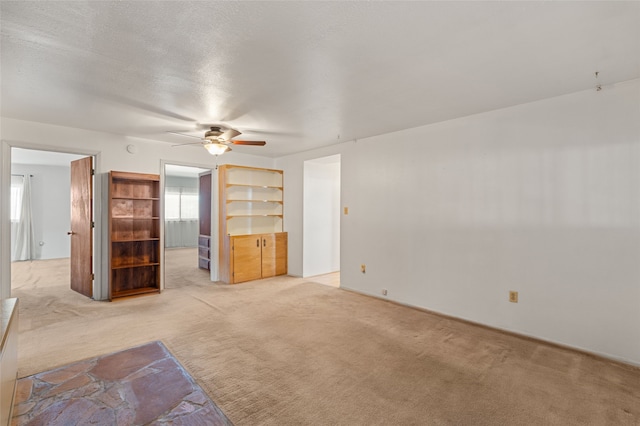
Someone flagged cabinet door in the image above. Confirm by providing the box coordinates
[261,234,277,278]
[274,232,288,276]
[232,235,262,283]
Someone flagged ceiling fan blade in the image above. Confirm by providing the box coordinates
[221,129,242,140]
[230,140,266,146]
[167,131,203,140]
[171,141,205,147]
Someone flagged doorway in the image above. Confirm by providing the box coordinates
[163,164,212,288]
[303,154,341,286]
[10,148,93,297]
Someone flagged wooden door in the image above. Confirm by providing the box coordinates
[70,157,93,297]
[198,172,212,270]
[232,235,262,283]
[261,234,276,278]
[275,232,288,276]
[199,172,211,236]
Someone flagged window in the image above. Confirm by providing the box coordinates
[165,191,180,220]
[165,187,198,221]
[180,192,199,219]
[10,175,23,221]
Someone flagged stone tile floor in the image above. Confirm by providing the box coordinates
[12,341,232,425]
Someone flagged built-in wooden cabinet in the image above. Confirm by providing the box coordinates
[230,232,288,283]
[108,171,161,299]
[229,234,262,283]
[219,165,287,284]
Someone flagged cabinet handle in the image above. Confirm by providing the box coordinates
[256,239,260,247]
[263,239,266,247]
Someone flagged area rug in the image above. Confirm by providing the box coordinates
[12,341,232,425]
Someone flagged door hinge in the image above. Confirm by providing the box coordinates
[91,221,95,228]
[91,273,95,280]
[91,168,95,176]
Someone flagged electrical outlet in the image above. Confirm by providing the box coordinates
[509,291,518,303]
[382,289,387,296]
[361,264,366,273]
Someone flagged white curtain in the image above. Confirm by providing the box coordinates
[164,185,199,248]
[165,220,199,248]
[12,175,36,261]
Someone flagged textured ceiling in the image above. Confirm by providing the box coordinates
[1,1,639,157]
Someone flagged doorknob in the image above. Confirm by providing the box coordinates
[67,231,76,235]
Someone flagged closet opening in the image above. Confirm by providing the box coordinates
[303,154,341,287]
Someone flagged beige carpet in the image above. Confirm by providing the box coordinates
[11,249,640,425]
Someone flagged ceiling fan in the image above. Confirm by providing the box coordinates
[170,126,266,156]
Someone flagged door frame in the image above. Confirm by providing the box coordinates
[0,140,102,300]
[161,160,218,284]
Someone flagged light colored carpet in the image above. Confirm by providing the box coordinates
[11,249,640,425]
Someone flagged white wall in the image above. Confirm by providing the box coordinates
[0,118,275,299]
[281,79,640,366]
[303,156,340,277]
[165,175,199,190]
[11,164,73,260]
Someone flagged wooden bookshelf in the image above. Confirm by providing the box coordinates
[108,171,161,299]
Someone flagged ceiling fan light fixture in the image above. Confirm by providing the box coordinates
[204,142,231,156]
[204,127,223,139]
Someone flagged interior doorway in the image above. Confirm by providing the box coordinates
[163,164,212,288]
[303,154,341,286]
[10,147,91,296]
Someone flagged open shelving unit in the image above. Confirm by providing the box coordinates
[108,171,161,299]
[224,170,284,235]
[218,165,287,283]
